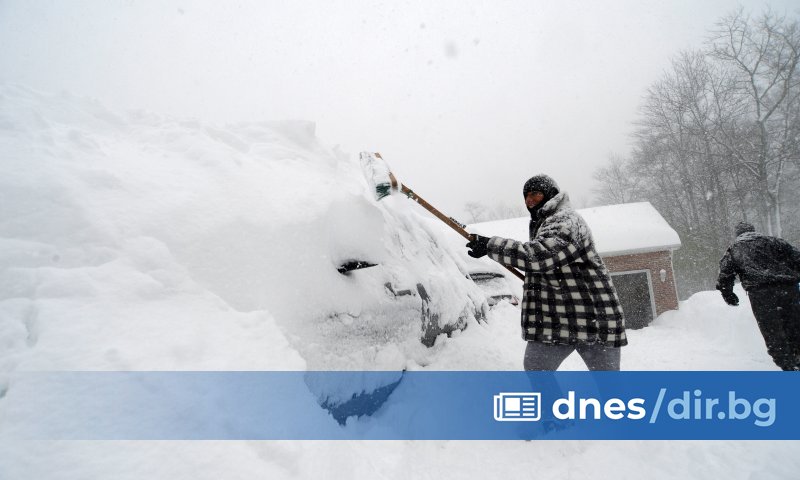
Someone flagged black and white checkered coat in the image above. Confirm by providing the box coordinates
[486,192,627,347]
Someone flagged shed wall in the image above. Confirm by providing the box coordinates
[602,250,679,316]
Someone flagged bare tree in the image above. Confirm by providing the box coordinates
[463,201,487,223]
[591,8,800,297]
[708,9,800,236]
[462,201,527,224]
[592,153,641,205]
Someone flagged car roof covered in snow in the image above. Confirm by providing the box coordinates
[469,201,681,257]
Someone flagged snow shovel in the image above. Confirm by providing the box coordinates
[360,152,525,281]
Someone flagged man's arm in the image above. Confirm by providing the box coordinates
[716,248,737,292]
[485,221,580,273]
[716,248,739,305]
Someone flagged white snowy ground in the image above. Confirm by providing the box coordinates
[1,85,798,479]
[3,292,796,480]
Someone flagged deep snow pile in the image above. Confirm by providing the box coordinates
[1,85,797,479]
[0,84,484,377]
[1,84,308,373]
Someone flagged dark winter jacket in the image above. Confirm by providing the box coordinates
[717,231,800,292]
[486,192,627,347]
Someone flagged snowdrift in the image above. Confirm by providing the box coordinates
[0,84,487,379]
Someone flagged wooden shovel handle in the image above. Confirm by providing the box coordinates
[396,181,470,240]
[374,153,525,282]
[395,181,525,282]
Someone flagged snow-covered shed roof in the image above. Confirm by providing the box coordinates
[469,201,681,257]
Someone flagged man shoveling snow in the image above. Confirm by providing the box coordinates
[465,175,627,371]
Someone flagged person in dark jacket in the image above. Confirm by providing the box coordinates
[466,175,627,371]
[716,222,800,371]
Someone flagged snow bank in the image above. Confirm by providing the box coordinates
[0,84,486,377]
[623,285,777,370]
[3,284,796,479]
[0,85,314,372]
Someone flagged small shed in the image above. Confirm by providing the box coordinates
[470,202,681,328]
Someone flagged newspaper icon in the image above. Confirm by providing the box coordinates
[493,392,541,422]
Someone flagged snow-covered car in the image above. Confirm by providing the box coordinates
[0,87,489,425]
[148,130,491,373]
[468,271,520,307]
[307,192,489,356]
[428,218,523,309]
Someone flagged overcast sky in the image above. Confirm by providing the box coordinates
[2,0,798,218]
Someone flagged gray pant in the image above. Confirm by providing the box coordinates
[523,341,621,371]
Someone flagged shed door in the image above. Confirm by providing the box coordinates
[610,271,655,329]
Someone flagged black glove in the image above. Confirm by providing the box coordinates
[721,290,739,306]
[466,234,490,259]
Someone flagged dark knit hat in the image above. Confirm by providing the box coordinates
[734,222,755,237]
[522,174,560,201]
